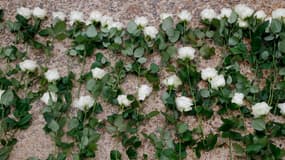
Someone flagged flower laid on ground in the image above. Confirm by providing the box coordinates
[134,16,148,27]
[69,11,84,25]
[218,8,232,19]
[117,95,132,107]
[201,67,218,81]
[52,11,66,21]
[91,67,107,79]
[17,7,32,19]
[200,8,217,21]
[89,10,103,22]
[238,18,249,28]
[252,102,271,117]
[19,59,38,72]
[160,13,173,21]
[32,7,47,19]
[143,26,158,39]
[231,92,245,106]
[210,74,225,89]
[0,90,5,100]
[234,4,254,19]
[177,46,195,60]
[100,15,113,27]
[44,69,60,82]
[163,75,182,88]
[175,96,193,112]
[73,95,95,111]
[177,10,192,22]
[138,84,153,101]
[277,103,285,115]
[40,92,58,105]
[108,21,124,30]
[272,8,285,20]
[254,10,267,20]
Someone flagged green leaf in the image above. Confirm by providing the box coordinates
[150,63,159,73]
[162,17,174,31]
[86,25,97,38]
[0,90,14,106]
[279,68,285,76]
[228,12,238,24]
[177,123,188,134]
[199,45,215,59]
[270,19,282,33]
[127,21,138,34]
[48,120,60,132]
[252,118,266,131]
[278,40,285,53]
[110,150,122,160]
[200,89,210,98]
[134,47,144,58]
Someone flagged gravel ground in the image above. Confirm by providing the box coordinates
[1,0,285,160]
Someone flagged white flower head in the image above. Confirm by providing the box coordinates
[73,95,95,111]
[19,59,38,72]
[52,11,66,21]
[210,74,225,89]
[178,46,195,60]
[252,102,271,117]
[32,7,47,19]
[117,95,132,106]
[100,15,113,26]
[134,16,148,27]
[160,13,173,21]
[238,18,249,28]
[231,92,245,106]
[143,26,158,39]
[138,84,153,101]
[277,103,285,115]
[41,92,57,105]
[200,8,217,21]
[108,21,124,30]
[234,4,254,19]
[175,96,193,112]
[218,8,232,19]
[272,8,285,20]
[0,90,5,100]
[254,10,267,20]
[163,75,182,88]
[44,69,60,82]
[91,67,107,79]
[178,10,192,22]
[201,67,218,81]
[89,10,102,22]
[17,7,32,19]
[69,11,84,25]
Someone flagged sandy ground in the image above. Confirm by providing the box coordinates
[1,0,285,160]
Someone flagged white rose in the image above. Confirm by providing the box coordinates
[19,59,38,72]
[178,10,192,22]
[231,92,244,106]
[143,26,158,39]
[17,7,32,19]
[218,8,232,19]
[134,16,148,27]
[0,90,5,101]
[44,69,60,82]
[32,7,47,19]
[108,21,124,30]
[175,96,193,112]
[117,95,132,106]
[73,95,95,111]
[238,18,249,28]
[160,13,173,21]
[100,15,113,26]
[163,75,182,88]
[210,74,225,89]
[52,11,66,21]
[178,46,195,60]
[277,103,285,115]
[138,84,153,101]
[89,10,102,22]
[91,67,107,79]
[234,4,254,19]
[69,11,84,25]
[252,102,271,117]
[272,8,285,20]
[254,10,267,20]
[201,67,218,81]
[40,92,57,105]
[200,8,217,21]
